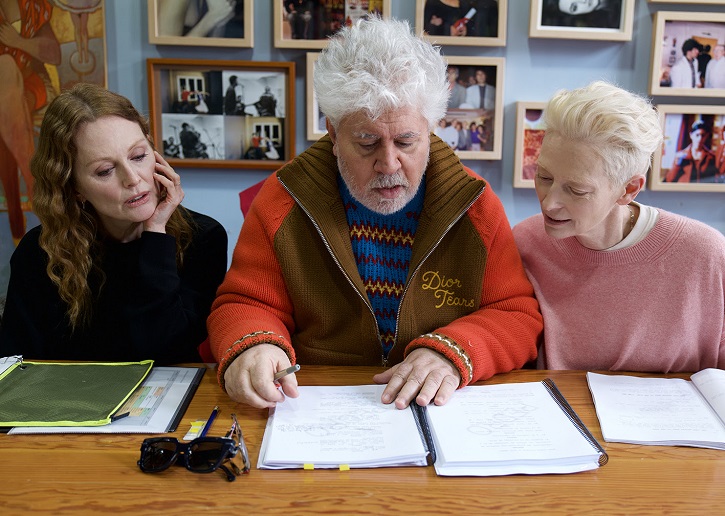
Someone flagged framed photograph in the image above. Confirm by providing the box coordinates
[650,104,725,192]
[306,53,328,141]
[529,0,634,41]
[649,11,725,98]
[513,102,547,189]
[146,58,295,170]
[147,0,253,47]
[648,1,725,4]
[438,56,505,160]
[274,0,391,49]
[415,0,507,47]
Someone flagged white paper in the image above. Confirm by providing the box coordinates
[586,372,725,449]
[0,356,21,377]
[258,385,428,469]
[426,382,602,476]
[691,368,725,426]
[9,367,202,434]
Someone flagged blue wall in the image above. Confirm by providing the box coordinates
[11,1,725,269]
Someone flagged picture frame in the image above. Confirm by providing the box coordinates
[146,58,295,170]
[147,0,253,48]
[306,53,327,141]
[274,0,391,49]
[439,56,505,161]
[648,0,725,4]
[529,0,634,41]
[650,104,725,192]
[649,11,725,98]
[513,102,547,189]
[415,0,507,47]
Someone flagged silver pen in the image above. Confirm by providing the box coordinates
[273,364,300,382]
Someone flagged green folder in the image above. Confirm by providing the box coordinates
[0,359,153,427]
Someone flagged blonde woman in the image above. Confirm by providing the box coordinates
[513,81,725,372]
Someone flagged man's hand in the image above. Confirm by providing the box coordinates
[223,344,299,408]
[373,348,460,409]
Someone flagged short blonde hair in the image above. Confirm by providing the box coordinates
[543,81,663,185]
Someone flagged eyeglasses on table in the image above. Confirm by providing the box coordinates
[138,413,251,482]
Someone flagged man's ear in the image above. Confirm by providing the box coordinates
[326,119,338,156]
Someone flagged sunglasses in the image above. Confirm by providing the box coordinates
[138,413,251,481]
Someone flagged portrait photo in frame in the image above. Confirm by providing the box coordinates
[529,0,634,41]
[146,58,295,170]
[650,104,725,192]
[648,0,725,4]
[415,0,507,47]
[649,11,725,98]
[438,56,505,160]
[274,0,391,49]
[306,53,327,141]
[513,102,547,189]
[147,0,253,48]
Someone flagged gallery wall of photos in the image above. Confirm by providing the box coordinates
[142,0,725,197]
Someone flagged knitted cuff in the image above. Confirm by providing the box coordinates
[217,330,295,391]
[406,332,474,387]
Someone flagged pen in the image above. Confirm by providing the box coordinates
[199,405,219,437]
[273,364,300,382]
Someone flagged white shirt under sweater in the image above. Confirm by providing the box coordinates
[513,206,725,372]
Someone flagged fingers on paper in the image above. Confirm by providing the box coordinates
[379,348,460,409]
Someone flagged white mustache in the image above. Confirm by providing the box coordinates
[370,174,409,189]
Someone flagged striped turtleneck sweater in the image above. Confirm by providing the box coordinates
[339,177,426,357]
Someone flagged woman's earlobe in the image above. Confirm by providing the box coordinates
[620,175,646,203]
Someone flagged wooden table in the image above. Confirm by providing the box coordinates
[1,366,722,515]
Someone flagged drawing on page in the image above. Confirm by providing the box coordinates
[467,403,538,435]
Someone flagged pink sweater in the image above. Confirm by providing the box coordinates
[513,210,725,372]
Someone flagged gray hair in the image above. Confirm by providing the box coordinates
[543,81,663,185]
[314,16,448,131]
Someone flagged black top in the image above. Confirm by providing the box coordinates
[0,209,227,364]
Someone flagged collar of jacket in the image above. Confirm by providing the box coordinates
[277,133,486,279]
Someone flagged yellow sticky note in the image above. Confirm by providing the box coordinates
[339,464,350,471]
[303,463,315,470]
[182,420,206,441]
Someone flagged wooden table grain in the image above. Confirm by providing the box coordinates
[1,366,722,515]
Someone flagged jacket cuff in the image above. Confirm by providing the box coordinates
[217,331,296,391]
[405,333,474,387]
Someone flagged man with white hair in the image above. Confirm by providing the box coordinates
[209,17,542,411]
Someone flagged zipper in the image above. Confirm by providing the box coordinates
[279,177,485,368]
[278,178,384,358]
[389,185,485,357]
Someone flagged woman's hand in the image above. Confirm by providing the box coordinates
[144,151,184,234]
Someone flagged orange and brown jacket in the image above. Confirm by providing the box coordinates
[209,135,542,389]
